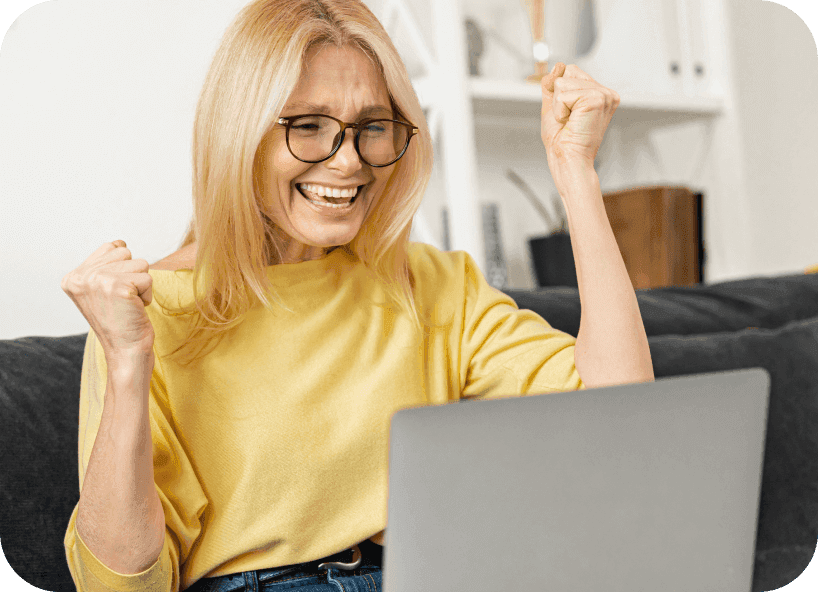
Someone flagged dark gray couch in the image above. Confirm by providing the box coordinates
[2,273,818,591]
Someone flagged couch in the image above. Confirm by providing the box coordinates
[2,272,817,592]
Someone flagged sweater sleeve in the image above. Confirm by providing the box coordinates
[457,250,586,399]
[64,329,209,592]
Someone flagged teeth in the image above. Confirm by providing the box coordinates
[301,183,358,198]
[298,183,362,209]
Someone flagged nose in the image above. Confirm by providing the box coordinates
[326,128,364,174]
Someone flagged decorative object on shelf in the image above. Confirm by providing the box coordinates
[506,169,577,288]
[521,0,548,82]
[529,233,578,288]
[573,0,597,58]
[464,18,484,77]
[481,202,509,290]
[506,169,560,230]
[461,14,530,81]
[520,0,597,83]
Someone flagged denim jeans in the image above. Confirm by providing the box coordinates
[185,539,383,592]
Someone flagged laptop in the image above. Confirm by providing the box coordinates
[383,367,770,592]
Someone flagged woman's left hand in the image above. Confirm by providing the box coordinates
[540,62,619,196]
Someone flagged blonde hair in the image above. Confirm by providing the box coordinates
[159,0,434,366]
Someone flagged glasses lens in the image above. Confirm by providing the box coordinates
[287,116,411,165]
[359,120,410,166]
[287,115,342,162]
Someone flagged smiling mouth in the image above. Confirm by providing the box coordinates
[296,183,364,206]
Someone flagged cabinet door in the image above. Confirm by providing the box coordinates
[577,0,687,98]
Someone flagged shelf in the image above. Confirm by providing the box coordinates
[414,76,724,127]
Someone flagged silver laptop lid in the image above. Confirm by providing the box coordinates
[383,368,769,592]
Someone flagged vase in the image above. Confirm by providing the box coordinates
[529,232,578,288]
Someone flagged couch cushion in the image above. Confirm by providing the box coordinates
[0,333,87,592]
[504,272,818,338]
[647,316,818,592]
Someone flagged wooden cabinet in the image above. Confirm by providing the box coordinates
[602,186,703,289]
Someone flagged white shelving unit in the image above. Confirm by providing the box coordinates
[377,0,750,286]
[414,76,725,121]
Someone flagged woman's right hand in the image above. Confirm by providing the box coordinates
[61,240,155,362]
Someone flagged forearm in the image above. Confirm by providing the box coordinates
[558,165,654,388]
[76,354,166,575]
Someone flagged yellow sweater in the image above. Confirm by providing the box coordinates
[64,242,585,592]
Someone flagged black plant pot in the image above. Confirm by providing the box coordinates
[529,233,578,288]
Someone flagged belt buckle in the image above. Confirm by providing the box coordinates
[318,544,362,572]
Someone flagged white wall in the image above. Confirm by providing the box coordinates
[1,0,816,340]
[1,0,253,339]
[728,0,818,277]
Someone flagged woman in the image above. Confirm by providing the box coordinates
[61,1,654,591]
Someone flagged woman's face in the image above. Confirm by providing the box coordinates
[257,44,395,263]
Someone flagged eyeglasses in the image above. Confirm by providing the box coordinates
[276,114,419,167]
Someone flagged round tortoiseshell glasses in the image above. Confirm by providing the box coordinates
[276,114,419,167]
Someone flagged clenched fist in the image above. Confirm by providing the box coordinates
[61,240,155,363]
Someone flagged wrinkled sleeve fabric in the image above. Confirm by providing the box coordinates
[64,329,208,592]
[456,250,586,399]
